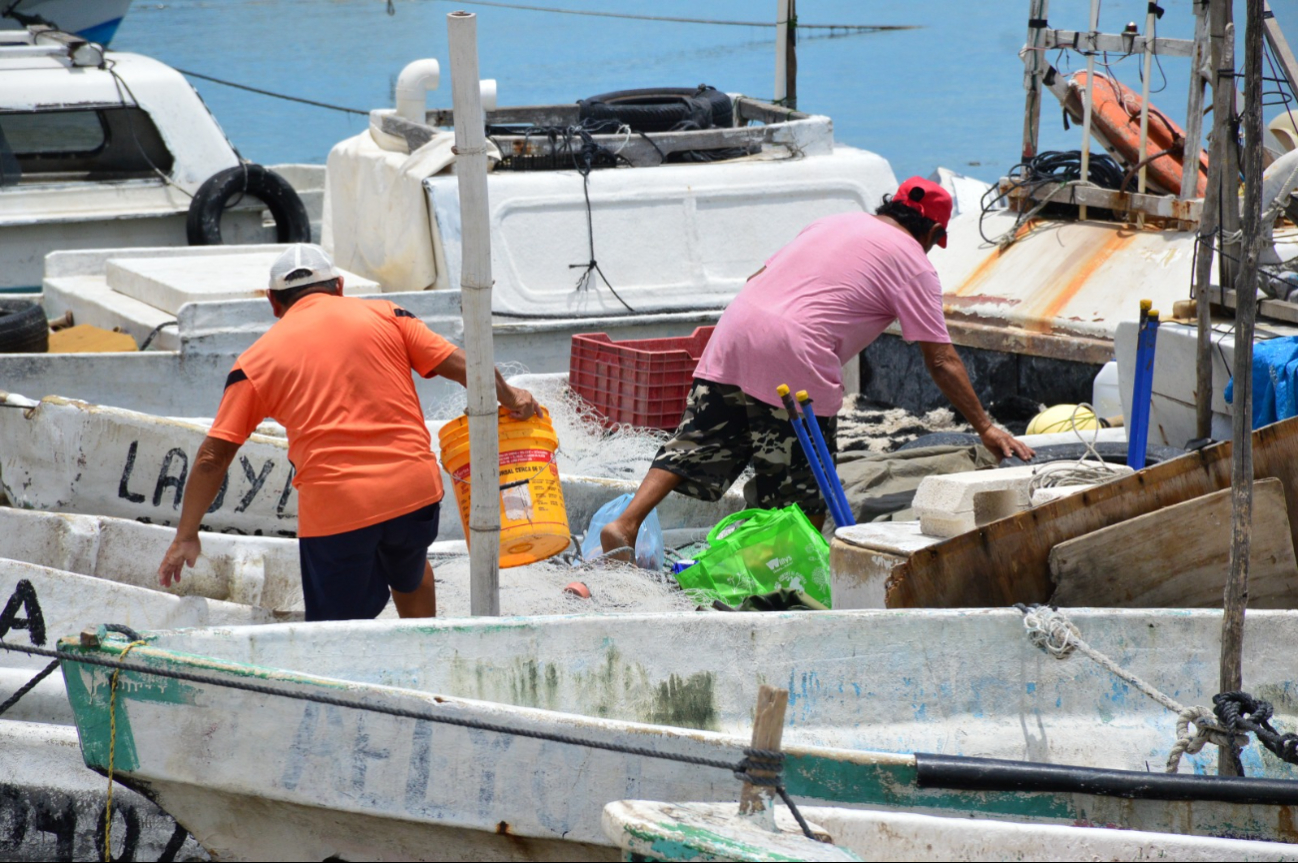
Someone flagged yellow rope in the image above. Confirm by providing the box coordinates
[104,640,147,863]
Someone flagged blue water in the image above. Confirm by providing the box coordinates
[113,1,1283,182]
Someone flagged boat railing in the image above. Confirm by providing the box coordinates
[373,96,833,168]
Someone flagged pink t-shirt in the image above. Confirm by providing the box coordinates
[693,212,951,414]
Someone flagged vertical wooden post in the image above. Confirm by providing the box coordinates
[738,684,789,825]
[1182,1,1209,204]
[774,0,792,106]
[1021,0,1052,163]
[1195,0,1221,441]
[1213,1,1242,290]
[1078,0,1101,221]
[448,10,501,617]
[785,0,797,111]
[1221,0,1265,777]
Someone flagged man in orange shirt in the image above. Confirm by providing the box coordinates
[157,244,536,621]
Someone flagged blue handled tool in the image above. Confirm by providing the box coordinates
[797,390,855,527]
[777,384,852,527]
[1127,300,1160,470]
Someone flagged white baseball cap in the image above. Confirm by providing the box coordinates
[268,244,340,292]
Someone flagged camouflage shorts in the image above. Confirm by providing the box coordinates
[652,378,837,514]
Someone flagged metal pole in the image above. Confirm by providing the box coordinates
[1078,0,1101,221]
[1221,0,1265,777]
[1136,2,1159,197]
[448,10,501,617]
[1021,0,1051,163]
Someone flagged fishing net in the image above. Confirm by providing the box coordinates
[426,366,671,483]
[410,554,698,617]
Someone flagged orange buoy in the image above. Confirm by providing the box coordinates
[1070,71,1208,197]
[563,581,591,599]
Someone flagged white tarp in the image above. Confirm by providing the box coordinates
[322,121,498,293]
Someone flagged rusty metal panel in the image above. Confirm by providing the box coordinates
[934,210,1196,358]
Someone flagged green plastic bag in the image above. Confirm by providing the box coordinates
[675,505,832,609]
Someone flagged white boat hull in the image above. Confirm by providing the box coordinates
[58,609,1298,859]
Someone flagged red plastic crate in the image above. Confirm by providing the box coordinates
[569,326,715,430]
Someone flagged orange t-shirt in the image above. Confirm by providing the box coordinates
[208,294,457,537]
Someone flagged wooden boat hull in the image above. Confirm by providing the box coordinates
[57,610,1298,859]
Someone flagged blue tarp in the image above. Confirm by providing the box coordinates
[1225,336,1298,429]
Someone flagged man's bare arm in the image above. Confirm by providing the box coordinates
[918,341,1035,461]
[432,347,537,419]
[158,436,240,586]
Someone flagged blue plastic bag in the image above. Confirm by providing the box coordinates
[579,493,664,570]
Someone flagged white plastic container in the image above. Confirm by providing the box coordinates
[1091,360,1122,421]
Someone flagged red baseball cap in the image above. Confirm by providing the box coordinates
[895,177,953,248]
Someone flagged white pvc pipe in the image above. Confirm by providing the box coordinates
[448,11,501,616]
[1078,0,1101,220]
[479,79,498,112]
[1136,5,1158,197]
[774,0,790,104]
[395,58,441,122]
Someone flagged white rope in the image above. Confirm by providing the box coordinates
[1020,606,1247,772]
[1027,403,1127,500]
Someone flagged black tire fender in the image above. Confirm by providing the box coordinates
[186,163,311,246]
[578,85,734,133]
[0,304,48,354]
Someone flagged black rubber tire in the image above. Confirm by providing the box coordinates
[578,86,733,133]
[896,432,1186,468]
[186,163,311,246]
[0,304,48,354]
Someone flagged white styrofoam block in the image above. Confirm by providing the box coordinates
[106,253,380,314]
[834,521,944,556]
[913,465,1041,538]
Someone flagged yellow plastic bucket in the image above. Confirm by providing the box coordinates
[438,406,570,568]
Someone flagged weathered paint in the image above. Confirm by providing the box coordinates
[0,394,298,536]
[0,718,209,862]
[56,609,1298,858]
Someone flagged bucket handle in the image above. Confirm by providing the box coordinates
[448,450,558,492]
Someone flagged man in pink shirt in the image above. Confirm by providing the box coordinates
[601,177,1033,554]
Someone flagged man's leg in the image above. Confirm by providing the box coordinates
[392,561,437,618]
[600,380,751,559]
[379,502,441,617]
[600,468,683,557]
[749,397,837,524]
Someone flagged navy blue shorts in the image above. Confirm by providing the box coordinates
[298,502,440,621]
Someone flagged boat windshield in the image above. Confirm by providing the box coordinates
[0,106,174,184]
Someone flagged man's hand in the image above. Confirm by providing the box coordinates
[501,386,538,420]
[158,534,202,587]
[979,425,1036,461]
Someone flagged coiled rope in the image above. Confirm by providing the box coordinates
[0,635,817,841]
